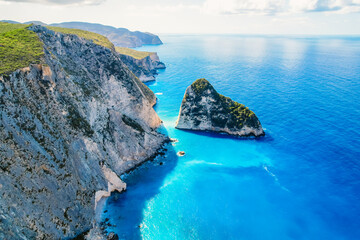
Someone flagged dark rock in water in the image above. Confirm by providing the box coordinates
[175,78,264,137]
[170,138,179,143]
[107,232,119,240]
[159,162,163,165]
[154,61,166,69]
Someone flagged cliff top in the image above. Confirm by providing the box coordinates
[47,26,114,50]
[0,22,29,33]
[1,20,163,48]
[115,46,154,60]
[0,22,44,75]
[190,78,216,95]
[0,22,118,76]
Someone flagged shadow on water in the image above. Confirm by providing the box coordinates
[176,128,274,142]
[101,128,179,239]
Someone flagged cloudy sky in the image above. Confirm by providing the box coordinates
[0,0,359,34]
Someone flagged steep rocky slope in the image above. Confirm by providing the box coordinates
[0,25,166,239]
[176,78,264,137]
[117,49,166,82]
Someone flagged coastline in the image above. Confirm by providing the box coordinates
[89,132,171,240]
[80,34,360,240]
[0,23,169,239]
[123,137,171,175]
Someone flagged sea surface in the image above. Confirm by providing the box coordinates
[102,35,360,239]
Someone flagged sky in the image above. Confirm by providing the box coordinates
[0,0,360,35]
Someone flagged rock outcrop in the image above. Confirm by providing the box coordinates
[0,25,166,239]
[175,78,264,137]
[119,52,166,82]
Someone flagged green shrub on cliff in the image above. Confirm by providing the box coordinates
[0,23,44,75]
[191,78,213,95]
[122,114,144,133]
[0,22,28,34]
[66,104,94,137]
[115,47,153,60]
[47,26,114,50]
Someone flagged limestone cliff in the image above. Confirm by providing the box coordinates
[119,52,166,82]
[175,78,264,137]
[0,25,166,239]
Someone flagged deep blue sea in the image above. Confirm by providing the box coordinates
[103,35,360,239]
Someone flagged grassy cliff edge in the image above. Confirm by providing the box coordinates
[0,22,44,75]
[47,26,114,50]
[115,46,154,60]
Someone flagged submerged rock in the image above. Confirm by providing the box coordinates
[170,138,179,143]
[107,232,119,240]
[175,78,264,137]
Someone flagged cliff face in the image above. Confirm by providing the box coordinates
[176,79,264,137]
[119,53,166,82]
[50,22,163,48]
[0,25,166,239]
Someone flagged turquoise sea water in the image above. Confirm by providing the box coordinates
[103,35,360,239]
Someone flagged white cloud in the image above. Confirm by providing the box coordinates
[124,3,200,16]
[0,0,105,5]
[203,0,360,15]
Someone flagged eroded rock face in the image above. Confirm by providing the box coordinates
[119,53,166,82]
[175,78,264,137]
[0,25,166,239]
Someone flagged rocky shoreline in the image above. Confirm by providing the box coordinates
[87,140,170,240]
[0,23,267,240]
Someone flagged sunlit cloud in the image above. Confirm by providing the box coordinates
[203,0,360,15]
[0,0,105,5]
[0,0,359,34]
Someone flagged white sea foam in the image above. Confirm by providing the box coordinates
[160,174,181,189]
[185,160,223,166]
[263,165,290,192]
